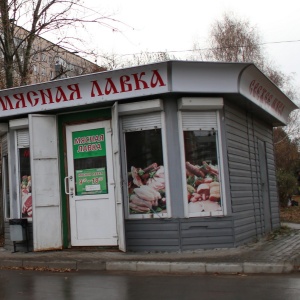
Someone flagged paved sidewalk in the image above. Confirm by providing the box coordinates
[0,223,300,275]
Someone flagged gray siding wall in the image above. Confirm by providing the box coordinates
[164,99,185,218]
[224,102,280,246]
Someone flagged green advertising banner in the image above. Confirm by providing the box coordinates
[72,128,106,159]
[76,168,107,195]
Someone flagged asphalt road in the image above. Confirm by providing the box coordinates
[0,269,300,300]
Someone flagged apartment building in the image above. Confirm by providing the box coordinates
[0,25,105,237]
[0,25,105,87]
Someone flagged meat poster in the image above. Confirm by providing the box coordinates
[21,175,32,218]
[128,163,166,215]
[186,161,222,215]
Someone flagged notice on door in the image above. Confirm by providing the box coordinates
[76,168,107,195]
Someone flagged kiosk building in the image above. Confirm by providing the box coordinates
[1,61,297,252]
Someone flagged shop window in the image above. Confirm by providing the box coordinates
[1,126,32,220]
[19,147,32,218]
[122,109,167,219]
[181,111,224,217]
[12,126,32,219]
[125,129,166,218]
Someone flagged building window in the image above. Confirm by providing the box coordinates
[41,53,47,62]
[33,51,39,61]
[122,111,167,219]
[181,111,224,217]
[32,65,37,75]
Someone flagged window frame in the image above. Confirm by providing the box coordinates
[41,67,46,76]
[18,146,32,218]
[8,119,31,219]
[41,53,47,62]
[178,109,227,218]
[14,129,31,219]
[119,100,171,220]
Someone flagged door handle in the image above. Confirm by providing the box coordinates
[64,175,74,196]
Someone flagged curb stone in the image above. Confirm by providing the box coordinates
[0,260,23,268]
[48,261,77,270]
[106,261,137,272]
[136,261,171,273]
[0,259,298,274]
[243,262,294,274]
[170,262,206,273]
[206,263,243,274]
[76,261,106,271]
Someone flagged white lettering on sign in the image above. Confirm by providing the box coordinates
[74,135,104,145]
[77,144,102,153]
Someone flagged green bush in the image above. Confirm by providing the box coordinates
[276,169,298,207]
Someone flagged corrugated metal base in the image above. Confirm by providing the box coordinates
[125,217,235,252]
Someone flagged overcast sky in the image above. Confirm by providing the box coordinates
[82,0,300,91]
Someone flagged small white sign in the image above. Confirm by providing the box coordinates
[85,185,101,191]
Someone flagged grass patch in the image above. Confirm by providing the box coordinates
[280,205,300,224]
[0,234,3,247]
[280,194,300,223]
[267,225,294,240]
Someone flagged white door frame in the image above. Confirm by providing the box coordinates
[65,120,118,246]
[112,103,126,251]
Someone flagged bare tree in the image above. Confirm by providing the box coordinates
[0,0,120,88]
[198,13,299,126]
[205,12,263,64]
[124,51,175,67]
[194,12,298,100]
[98,52,129,71]
[273,127,300,206]
[193,12,300,202]
[99,50,176,70]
